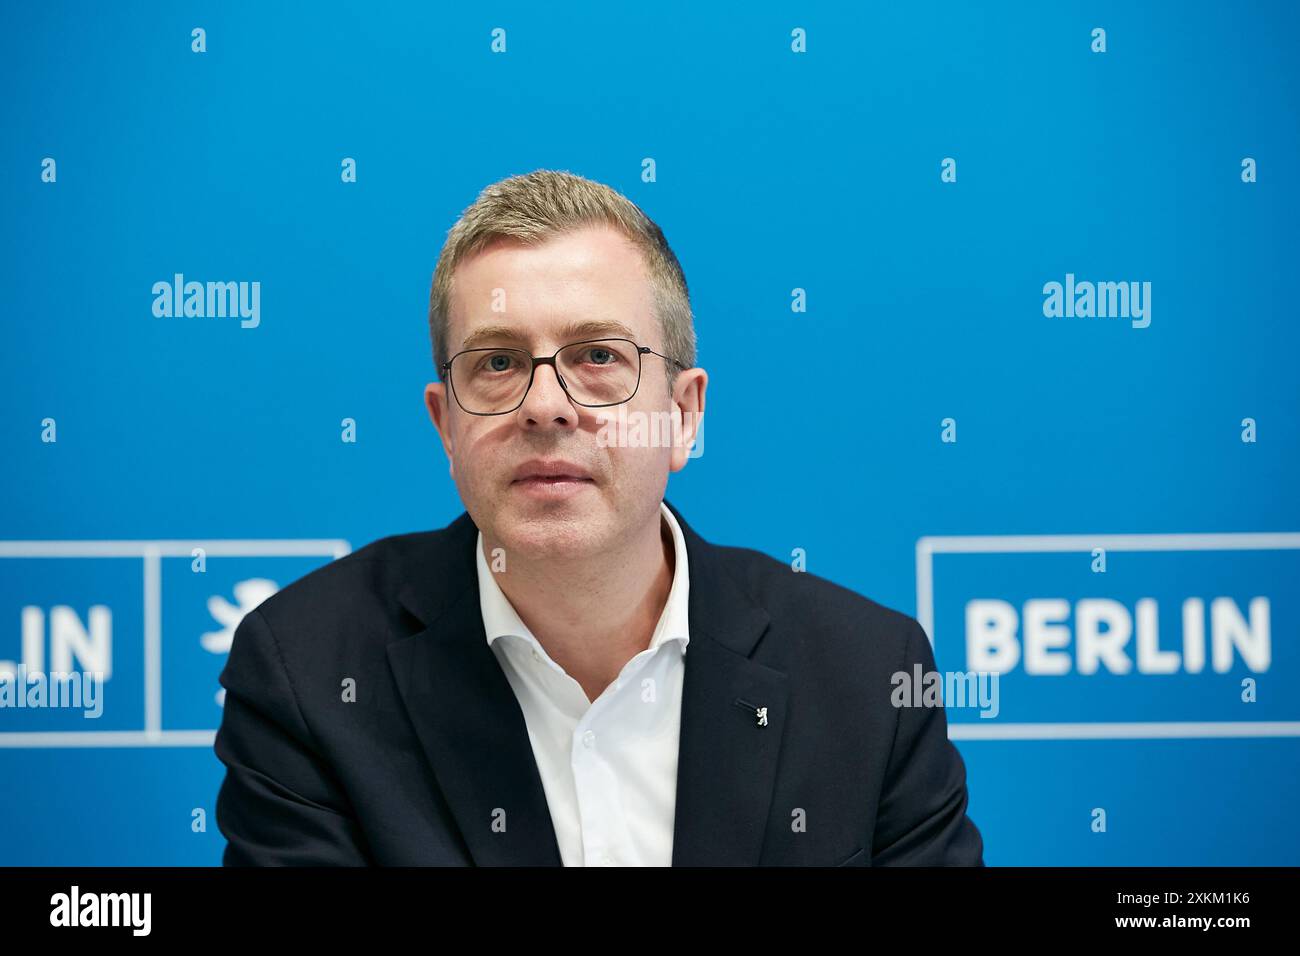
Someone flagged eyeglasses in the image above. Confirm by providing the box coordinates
[441,337,688,416]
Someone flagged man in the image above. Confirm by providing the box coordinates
[214,169,983,866]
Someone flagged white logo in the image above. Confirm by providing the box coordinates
[202,578,279,706]
[49,885,151,936]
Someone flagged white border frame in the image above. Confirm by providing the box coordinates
[915,532,1300,741]
[0,539,350,748]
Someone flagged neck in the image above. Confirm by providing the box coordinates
[483,507,676,703]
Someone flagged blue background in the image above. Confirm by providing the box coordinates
[1,0,1297,864]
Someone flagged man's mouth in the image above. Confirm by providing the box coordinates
[510,475,595,500]
[510,458,595,485]
[513,476,594,484]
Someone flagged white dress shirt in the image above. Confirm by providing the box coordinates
[475,500,690,866]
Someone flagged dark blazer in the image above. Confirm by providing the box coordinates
[214,499,984,866]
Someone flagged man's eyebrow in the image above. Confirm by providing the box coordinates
[459,325,520,350]
[459,319,640,351]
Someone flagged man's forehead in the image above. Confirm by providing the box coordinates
[456,224,645,285]
[448,228,657,349]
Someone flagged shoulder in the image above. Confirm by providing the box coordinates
[248,526,460,635]
[708,540,919,634]
[224,523,478,693]
[705,540,926,668]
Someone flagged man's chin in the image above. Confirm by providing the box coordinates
[493,502,606,560]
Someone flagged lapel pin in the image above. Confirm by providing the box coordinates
[733,697,768,727]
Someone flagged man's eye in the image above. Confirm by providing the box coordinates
[584,348,616,365]
[481,353,517,372]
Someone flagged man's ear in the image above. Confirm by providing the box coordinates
[424,381,456,480]
[669,367,707,473]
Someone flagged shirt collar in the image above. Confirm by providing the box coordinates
[475,500,690,657]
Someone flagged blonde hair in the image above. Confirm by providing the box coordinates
[428,169,695,384]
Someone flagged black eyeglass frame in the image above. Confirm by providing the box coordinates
[440,336,689,416]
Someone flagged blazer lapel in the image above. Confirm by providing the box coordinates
[664,500,789,866]
[386,513,562,866]
[384,501,790,867]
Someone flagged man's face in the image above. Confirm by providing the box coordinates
[425,224,704,561]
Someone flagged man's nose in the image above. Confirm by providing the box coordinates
[517,361,577,426]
